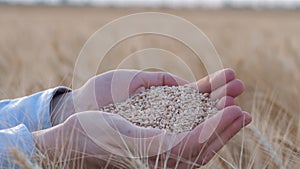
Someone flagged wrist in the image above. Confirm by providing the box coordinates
[51,91,75,126]
[72,88,100,112]
[31,125,64,162]
[31,131,44,154]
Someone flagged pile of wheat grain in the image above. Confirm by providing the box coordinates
[100,85,218,133]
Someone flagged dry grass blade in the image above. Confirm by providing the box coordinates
[9,148,42,169]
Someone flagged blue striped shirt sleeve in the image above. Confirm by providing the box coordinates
[0,86,71,168]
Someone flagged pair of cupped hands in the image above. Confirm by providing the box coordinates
[32,69,252,169]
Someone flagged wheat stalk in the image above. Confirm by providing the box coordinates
[9,148,42,169]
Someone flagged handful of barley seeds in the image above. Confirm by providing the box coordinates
[100,85,218,133]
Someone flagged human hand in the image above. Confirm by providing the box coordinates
[72,69,188,109]
[149,68,252,168]
[34,109,251,169]
[47,68,251,168]
[151,106,251,168]
[51,69,187,125]
[32,110,176,169]
[51,68,243,125]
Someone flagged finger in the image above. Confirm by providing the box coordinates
[142,71,189,87]
[198,111,252,165]
[127,71,188,96]
[216,96,235,109]
[151,106,242,166]
[99,112,174,157]
[129,71,189,96]
[209,79,244,100]
[195,106,244,144]
[194,68,236,93]
[170,106,243,158]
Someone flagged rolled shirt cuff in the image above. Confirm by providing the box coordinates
[0,86,72,131]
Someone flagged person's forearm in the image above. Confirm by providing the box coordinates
[31,118,108,168]
[31,123,70,162]
[31,127,56,161]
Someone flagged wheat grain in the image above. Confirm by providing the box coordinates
[100,85,218,133]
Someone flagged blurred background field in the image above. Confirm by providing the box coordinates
[0,2,299,168]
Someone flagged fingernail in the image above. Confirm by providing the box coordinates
[135,86,146,94]
[243,112,252,125]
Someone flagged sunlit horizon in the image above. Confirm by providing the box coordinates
[1,0,300,9]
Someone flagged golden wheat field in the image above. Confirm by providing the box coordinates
[0,5,299,169]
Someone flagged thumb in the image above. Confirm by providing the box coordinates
[142,72,189,87]
[132,86,146,95]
